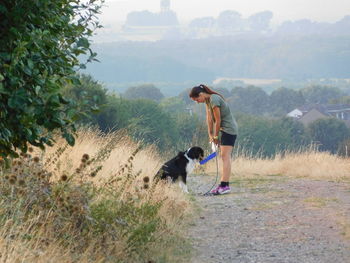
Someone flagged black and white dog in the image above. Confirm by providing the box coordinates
[155,146,204,193]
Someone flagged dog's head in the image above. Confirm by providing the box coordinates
[186,146,204,161]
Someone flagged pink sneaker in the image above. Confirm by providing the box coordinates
[210,185,231,195]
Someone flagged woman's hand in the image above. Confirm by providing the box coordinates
[210,135,219,146]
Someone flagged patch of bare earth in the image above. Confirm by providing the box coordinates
[188,174,350,263]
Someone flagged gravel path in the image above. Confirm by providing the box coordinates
[187,174,350,263]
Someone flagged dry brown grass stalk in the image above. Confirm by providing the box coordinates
[204,147,350,181]
[0,128,194,263]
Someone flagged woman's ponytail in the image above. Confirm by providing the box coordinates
[189,84,224,98]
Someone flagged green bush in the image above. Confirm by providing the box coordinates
[0,0,103,158]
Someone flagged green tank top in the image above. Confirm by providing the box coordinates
[208,94,238,135]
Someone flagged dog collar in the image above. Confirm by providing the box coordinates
[184,153,191,161]
[184,148,191,161]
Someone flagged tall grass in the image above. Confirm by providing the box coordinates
[205,144,350,181]
[2,129,349,262]
[0,128,193,263]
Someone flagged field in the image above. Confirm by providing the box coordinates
[0,129,349,262]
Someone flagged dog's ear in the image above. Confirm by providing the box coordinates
[194,147,204,159]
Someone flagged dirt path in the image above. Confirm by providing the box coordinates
[187,174,350,263]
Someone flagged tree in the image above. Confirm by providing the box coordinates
[301,85,345,104]
[269,87,305,115]
[160,96,187,114]
[126,99,179,151]
[123,84,164,102]
[0,0,103,157]
[217,10,242,30]
[308,118,350,153]
[178,88,192,105]
[235,114,310,157]
[329,95,350,104]
[229,86,270,115]
[173,113,207,151]
[277,117,310,149]
[63,74,108,126]
[95,95,134,132]
[248,11,273,32]
[235,114,287,156]
[214,87,231,98]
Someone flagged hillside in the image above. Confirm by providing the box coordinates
[84,35,350,94]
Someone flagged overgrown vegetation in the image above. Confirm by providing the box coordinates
[0,129,193,262]
[0,0,103,157]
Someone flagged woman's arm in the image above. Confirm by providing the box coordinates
[212,106,221,144]
[206,105,213,137]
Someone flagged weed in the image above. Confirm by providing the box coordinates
[0,128,192,262]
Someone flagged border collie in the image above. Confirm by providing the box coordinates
[155,146,204,193]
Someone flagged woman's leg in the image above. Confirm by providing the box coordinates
[220,145,233,182]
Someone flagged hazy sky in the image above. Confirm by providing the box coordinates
[101,0,350,25]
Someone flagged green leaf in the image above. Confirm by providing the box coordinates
[0,83,7,94]
[63,132,75,146]
[23,66,32,76]
[27,59,34,69]
[90,105,100,112]
[34,86,41,95]
[58,94,70,104]
[77,37,89,48]
[0,5,8,14]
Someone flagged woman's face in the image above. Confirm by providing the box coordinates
[191,92,206,103]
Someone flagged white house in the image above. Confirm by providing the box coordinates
[287,104,350,127]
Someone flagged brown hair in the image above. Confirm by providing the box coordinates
[189,84,224,99]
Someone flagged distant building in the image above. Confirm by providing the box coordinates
[287,104,350,127]
[121,0,179,41]
[160,0,170,12]
[124,0,178,27]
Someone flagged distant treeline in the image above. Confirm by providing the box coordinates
[65,75,350,157]
[85,35,350,89]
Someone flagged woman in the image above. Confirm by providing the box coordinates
[189,84,238,195]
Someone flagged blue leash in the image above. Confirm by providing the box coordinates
[200,143,219,196]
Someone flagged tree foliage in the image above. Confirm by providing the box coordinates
[63,74,108,125]
[123,84,164,102]
[235,114,311,157]
[229,86,270,115]
[308,118,350,153]
[269,87,305,115]
[126,99,178,151]
[0,0,103,157]
[301,85,345,104]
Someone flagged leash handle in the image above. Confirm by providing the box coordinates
[211,142,218,153]
[199,142,219,165]
[201,141,220,196]
[199,152,217,165]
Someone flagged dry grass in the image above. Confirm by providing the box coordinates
[204,148,350,181]
[0,128,193,263]
[2,129,350,262]
[303,197,339,208]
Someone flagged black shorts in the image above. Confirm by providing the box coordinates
[220,131,237,146]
